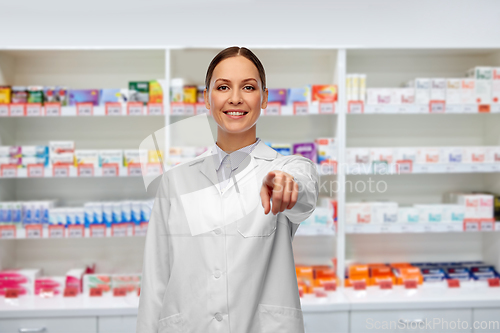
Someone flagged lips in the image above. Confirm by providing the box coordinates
[223,110,249,116]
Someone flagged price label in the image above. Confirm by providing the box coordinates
[464,219,480,232]
[64,287,78,297]
[264,102,281,116]
[195,103,210,115]
[488,278,500,287]
[0,225,16,239]
[404,279,418,289]
[90,288,103,297]
[113,287,127,297]
[10,104,26,116]
[148,103,163,115]
[478,104,491,113]
[77,164,94,177]
[53,165,69,177]
[26,224,43,239]
[424,225,433,233]
[45,103,61,116]
[106,102,122,116]
[67,225,84,238]
[293,102,308,115]
[396,160,413,174]
[445,164,457,172]
[184,103,195,116]
[319,102,335,114]
[134,222,148,236]
[323,280,336,292]
[102,163,118,177]
[429,100,446,113]
[380,225,390,233]
[27,164,44,177]
[112,224,128,237]
[128,163,143,177]
[171,102,184,115]
[147,163,163,176]
[5,289,19,299]
[353,280,366,291]
[77,103,93,116]
[26,104,42,116]
[447,279,460,288]
[463,104,477,113]
[348,101,364,114]
[379,280,393,290]
[480,220,495,231]
[0,104,9,116]
[90,224,106,238]
[127,102,143,116]
[48,225,64,238]
[1,165,17,178]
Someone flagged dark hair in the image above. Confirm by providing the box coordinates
[205,46,266,91]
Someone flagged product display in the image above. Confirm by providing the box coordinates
[296,259,338,298]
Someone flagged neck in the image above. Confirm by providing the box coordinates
[216,126,257,153]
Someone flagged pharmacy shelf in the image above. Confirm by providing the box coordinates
[349,103,500,115]
[344,222,500,234]
[345,163,500,175]
[0,224,147,240]
[0,105,162,117]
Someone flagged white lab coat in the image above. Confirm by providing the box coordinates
[137,140,319,333]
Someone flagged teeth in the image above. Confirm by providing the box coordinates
[227,112,246,116]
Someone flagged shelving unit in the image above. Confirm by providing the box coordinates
[2,46,500,333]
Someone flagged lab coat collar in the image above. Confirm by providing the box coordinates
[189,140,278,192]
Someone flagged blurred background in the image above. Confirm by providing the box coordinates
[1,1,500,332]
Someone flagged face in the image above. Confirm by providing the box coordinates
[204,56,268,134]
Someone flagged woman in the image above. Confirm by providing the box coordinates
[137,46,319,333]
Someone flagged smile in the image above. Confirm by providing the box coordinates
[223,111,249,117]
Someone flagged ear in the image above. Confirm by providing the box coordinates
[203,88,210,110]
[261,88,268,110]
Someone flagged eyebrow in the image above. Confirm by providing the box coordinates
[214,78,258,84]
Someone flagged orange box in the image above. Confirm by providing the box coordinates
[349,265,369,278]
[296,266,314,280]
[313,266,336,279]
[312,85,338,103]
[393,267,423,285]
[371,266,392,277]
[313,278,338,291]
[371,275,396,286]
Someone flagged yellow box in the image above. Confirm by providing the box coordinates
[0,86,11,104]
[149,81,163,104]
[148,150,164,163]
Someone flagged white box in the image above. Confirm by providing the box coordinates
[398,207,420,223]
[366,88,392,104]
[315,138,337,164]
[99,150,123,167]
[463,147,486,163]
[460,79,476,104]
[301,207,334,229]
[123,149,147,166]
[394,148,418,163]
[446,79,461,105]
[50,152,74,166]
[414,204,443,223]
[393,88,415,104]
[346,203,372,224]
[417,147,441,164]
[467,67,492,104]
[0,146,10,157]
[493,68,500,104]
[49,141,75,154]
[346,148,370,164]
[458,194,493,219]
[413,78,431,104]
[371,202,398,224]
[430,78,447,101]
[370,148,394,164]
[441,147,463,163]
[486,146,500,163]
[441,204,465,223]
[477,195,494,218]
[75,150,99,167]
[0,268,42,295]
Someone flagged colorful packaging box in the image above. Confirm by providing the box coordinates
[267,89,287,105]
[75,150,99,167]
[27,86,44,104]
[11,86,28,103]
[467,67,492,104]
[99,89,127,104]
[311,85,337,103]
[20,146,49,158]
[315,138,337,164]
[99,150,123,167]
[0,269,42,296]
[292,142,317,162]
[35,276,66,296]
[124,150,147,166]
[44,87,68,106]
[183,85,197,104]
[287,87,310,104]
[0,86,11,104]
[129,81,149,104]
[68,89,100,106]
[270,143,291,156]
[149,80,163,104]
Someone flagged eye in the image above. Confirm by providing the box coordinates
[243,85,255,91]
[217,85,229,91]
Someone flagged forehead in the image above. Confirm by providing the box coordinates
[212,56,260,82]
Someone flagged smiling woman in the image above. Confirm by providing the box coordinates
[136,46,319,333]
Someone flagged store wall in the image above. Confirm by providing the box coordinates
[0,0,499,48]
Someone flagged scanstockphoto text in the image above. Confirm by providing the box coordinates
[366,317,500,331]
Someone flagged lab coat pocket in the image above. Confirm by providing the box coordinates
[236,203,277,238]
[258,303,305,333]
[158,312,187,333]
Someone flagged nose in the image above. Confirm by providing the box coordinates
[229,89,243,105]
